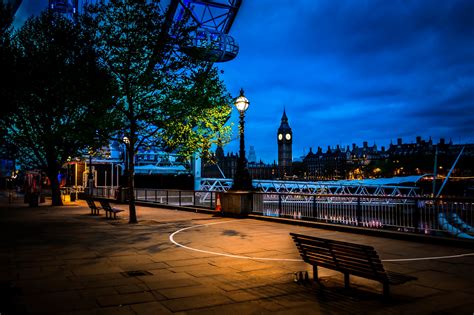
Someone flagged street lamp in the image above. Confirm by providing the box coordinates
[88,149,94,196]
[66,156,71,187]
[74,157,79,200]
[231,88,253,191]
[123,136,130,181]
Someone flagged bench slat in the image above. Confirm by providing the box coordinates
[295,242,384,267]
[303,259,388,280]
[297,242,386,271]
[86,198,102,215]
[291,233,375,250]
[302,252,385,272]
[99,200,124,219]
[295,242,380,261]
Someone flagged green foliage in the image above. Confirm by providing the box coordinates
[86,0,232,222]
[86,0,232,159]
[0,10,117,205]
[0,2,13,36]
[7,11,116,167]
[0,2,16,123]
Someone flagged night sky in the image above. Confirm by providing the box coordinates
[12,0,474,163]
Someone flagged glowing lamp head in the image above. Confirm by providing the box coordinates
[234,88,249,112]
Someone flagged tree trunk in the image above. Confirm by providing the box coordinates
[48,168,63,206]
[128,148,138,223]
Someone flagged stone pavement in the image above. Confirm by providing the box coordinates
[0,195,473,314]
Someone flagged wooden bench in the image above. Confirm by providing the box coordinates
[99,200,125,219]
[86,198,101,215]
[290,233,417,298]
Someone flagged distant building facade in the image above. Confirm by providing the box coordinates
[203,116,474,182]
[303,145,348,180]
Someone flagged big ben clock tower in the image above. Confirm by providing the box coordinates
[277,109,292,171]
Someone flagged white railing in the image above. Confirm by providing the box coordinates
[200,178,420,196]
[252,193,474,239]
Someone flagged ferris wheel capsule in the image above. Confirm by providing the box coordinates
[49,0,78,14]
[181,28,239,63]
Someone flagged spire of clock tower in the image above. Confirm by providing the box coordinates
[277,108,293,172]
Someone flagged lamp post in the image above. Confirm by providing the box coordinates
[121,136,131,203]
[74,158,78,200]
[123,136,130,182]
[231,88,253,191]
[66,156,71,187]
[88,150,93,195]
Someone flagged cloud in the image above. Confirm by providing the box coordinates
[11,0,474,163]
[220,0,474,162]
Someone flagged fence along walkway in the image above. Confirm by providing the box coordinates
[92,187,217,210]
[253,193,474,239]
[91,186,474,240]
[199,177,421,196]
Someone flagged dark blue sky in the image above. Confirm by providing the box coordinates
[12,1,474,163]
[221,0,474,163]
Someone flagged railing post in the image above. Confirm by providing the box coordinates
[166,190,169,205]
[193,191,196,206]
[154,190,157,203]
[413,199,421,233]
[179,191,182,206]
[312,195,317,220]
[251,192,254,213]
[356,197,362,226]
[279,194,282,217]
[210,192,214,209]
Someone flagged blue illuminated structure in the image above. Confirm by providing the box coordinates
[49,0,78,15]
[170,0,242,62]
[4,0,23,15]
[48,0,242,62]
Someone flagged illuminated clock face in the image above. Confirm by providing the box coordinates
[278,133,283,140]
[286,133,291,140]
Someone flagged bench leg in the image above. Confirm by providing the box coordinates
[383,282,390,299]
[313,265,319,282]
[344,273,350,289]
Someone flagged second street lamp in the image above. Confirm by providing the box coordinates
[232,88,253,191]
[88,149,94,196]
[123,136,130,182]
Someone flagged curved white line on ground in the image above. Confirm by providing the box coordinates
[382,252,474,262]
[169,220,474,263]
[169,220,301,262]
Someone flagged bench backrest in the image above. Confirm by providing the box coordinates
[290,233,388,282]
[86,198,98,209]
[99,200,112,210]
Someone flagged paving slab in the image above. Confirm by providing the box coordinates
[0,196,473,314]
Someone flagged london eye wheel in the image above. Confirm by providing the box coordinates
[47,0,242,62]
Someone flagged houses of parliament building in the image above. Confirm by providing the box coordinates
[202,110,474,180]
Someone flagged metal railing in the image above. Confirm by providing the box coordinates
[90,186,474,240]
[252,192,474,239]
[199,177,420,196]
[92,186,216,210]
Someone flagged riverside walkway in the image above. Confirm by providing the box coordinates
[0,195,473,314]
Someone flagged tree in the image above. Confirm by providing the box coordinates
[0,2,16,122]
[0,10,117,206]
[86,0,232,223]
